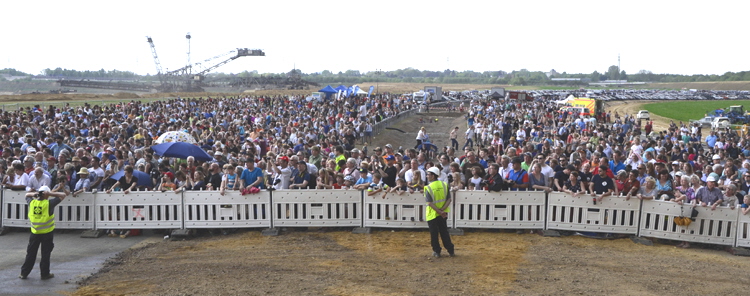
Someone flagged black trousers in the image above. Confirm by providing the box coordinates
[427,216,454,255]
[21,231,55,277]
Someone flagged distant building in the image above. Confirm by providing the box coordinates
[551,78,591,83]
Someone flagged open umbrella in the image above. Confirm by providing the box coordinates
[109,170,153,187]
[155,131,197,144]
[151,142,213,162]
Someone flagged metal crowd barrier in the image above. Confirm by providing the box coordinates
[546,192,641,234]
[3,189,750,249]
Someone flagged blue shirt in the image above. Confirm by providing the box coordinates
[706,135,717,148]
[240,167,265,189]
[609,160,625,175]
[355,174,373,185]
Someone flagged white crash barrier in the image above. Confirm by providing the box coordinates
[1,190,31,228]
[271,189,362,227]
[364,192,440,228]
[640,200,738,246]
[183,190,270,228]
[546,193,641,234]
[55,193,96,229]
[737,212,750,248]
[454,190,545,229]
[96,191,182,229]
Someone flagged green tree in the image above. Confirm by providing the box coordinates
[606,65,619,80]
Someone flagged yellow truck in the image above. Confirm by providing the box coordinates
[569,97,603,117]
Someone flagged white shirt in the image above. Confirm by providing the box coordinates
[274,166,292,190]
[405,168,426,183]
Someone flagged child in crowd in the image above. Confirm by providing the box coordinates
[408,170,423,193]
[383,178,408,198]
[332,173,345,189]
[342,175,355,190]
[742,195,750,215]
[367,173,387,197]
[469,167,483,190]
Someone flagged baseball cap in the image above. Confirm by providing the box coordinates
[707,176,717,182]
[672,161,679,165]
[385,144,393,149]
[712,155,721,160]
[278,156,289,162]
[385,155,395,161]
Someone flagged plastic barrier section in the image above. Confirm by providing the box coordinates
[272,190,361,227]
[55,193,96,229]
[454,191,545,229]
[1,190,30,228]
[547,193,640,234]
[364,192,442,228]
[735,211,750,248]
[183,191,270,228]
[640,200,738,246]
[96,192,182,229]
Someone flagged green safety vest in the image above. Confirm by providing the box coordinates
[424,180,449,221]
[29,199,55,234]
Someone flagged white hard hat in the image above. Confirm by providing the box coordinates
[38,186,50,192]
[427,167,440,176]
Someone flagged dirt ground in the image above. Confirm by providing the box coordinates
[67,101,750,296]
[69,229,750,296]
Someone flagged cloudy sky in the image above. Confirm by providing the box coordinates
[2,0,748,76]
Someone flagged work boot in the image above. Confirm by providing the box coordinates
[41,274,55,280]
[432,252,441,258]
[18,274,27,279]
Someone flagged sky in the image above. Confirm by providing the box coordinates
[2,0,749,77]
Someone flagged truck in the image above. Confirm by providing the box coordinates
[489,87,506,99]
[412,91,431,103]
[569,97,604,117]
[506,91,533,101]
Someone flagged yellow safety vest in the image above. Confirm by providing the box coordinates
[424,180,449,221]
[29,199,55,234]
[335,154,346,171]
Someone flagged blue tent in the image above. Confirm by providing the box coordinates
[318,85,337,99]
[335,85,348,92]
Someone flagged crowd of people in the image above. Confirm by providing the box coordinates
[2,93,750,243]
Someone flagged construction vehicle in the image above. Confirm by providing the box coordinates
[60,35,264,92]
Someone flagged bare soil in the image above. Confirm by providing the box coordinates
[69,229,750,296]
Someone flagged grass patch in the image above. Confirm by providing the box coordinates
[643,100,750,122]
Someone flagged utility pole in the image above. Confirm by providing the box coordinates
[618,54,621,80]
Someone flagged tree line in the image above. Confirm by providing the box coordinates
[3,67,750,86]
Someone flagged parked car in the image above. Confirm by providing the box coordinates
[711,117,731,129]
[636,110,650,120]
[690,116,714,128]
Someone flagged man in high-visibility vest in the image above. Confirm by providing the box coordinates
[19,186,68,280]
[424,167,455,258]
